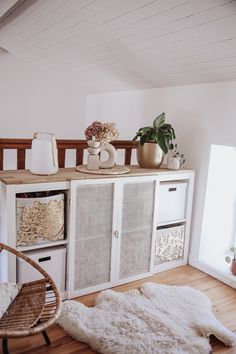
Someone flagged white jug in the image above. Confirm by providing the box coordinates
[30,132,59,175]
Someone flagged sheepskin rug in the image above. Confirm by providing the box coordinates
[58,282,236,354]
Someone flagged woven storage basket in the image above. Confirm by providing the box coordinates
[16,193,64,246]
[154,224,185,265]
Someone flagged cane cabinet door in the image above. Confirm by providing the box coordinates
[118,180,155,280]
[72,182,115,293]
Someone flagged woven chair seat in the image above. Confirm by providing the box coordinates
[0,242,62,342]
[0,279,46,331]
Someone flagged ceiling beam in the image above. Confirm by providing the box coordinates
[0,0,38,26]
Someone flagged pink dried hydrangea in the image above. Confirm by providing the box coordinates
[84,121,103,141]
[85,121,119,144]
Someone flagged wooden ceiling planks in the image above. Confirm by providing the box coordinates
[0,0,236,92]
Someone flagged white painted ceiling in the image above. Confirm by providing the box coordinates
[0,0,236,93]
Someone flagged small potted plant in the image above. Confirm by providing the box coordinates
[167,144,185,170]
[225,247,236,275]
[133,113,176,168]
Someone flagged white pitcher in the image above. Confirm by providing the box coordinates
[30,132,58,175]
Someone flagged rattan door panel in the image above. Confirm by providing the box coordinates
[74,183,113,290]
[120,228,152,279]
[119,181,155,279]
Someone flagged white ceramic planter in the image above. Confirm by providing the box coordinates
[167,157,180,170]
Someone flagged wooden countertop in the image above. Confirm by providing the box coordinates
[0,165,194,185]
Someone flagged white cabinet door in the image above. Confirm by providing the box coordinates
[118,181,155,280]
[72,182,115,293]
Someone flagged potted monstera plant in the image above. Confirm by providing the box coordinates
[133,112,176,168]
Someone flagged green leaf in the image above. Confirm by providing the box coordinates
[153,112,165,130]
[156,134,168,154]
[132,133,140,141]
[225,256,232,263]
[140,135,147,146]
[147,132,157,142]
[140,126,152,132]
[171,127,176,140]
[138,127,152,136]
[132,127,152,141]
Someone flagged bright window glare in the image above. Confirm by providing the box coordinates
[200,144,236,263]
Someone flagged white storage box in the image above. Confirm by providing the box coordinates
[157,181,187,224]
[16,192,65,246]
[155,224,185,265]
[17,246,66,292]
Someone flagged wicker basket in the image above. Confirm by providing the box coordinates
[16,192,64,246]
[154,224,185,265]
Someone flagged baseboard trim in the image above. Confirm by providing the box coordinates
[189,255,236,289]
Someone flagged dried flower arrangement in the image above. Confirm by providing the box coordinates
[85,121,119,144]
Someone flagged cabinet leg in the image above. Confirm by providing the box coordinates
[2,339,9,354]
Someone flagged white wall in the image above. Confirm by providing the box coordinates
[87,81,236,258]
[0,52,87,139]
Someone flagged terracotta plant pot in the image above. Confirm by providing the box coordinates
[137,142,164,169]
[231,260,236,275]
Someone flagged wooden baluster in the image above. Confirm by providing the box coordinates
[76,148,84,166]
[17,149,26,169]
[0,149,3,170]
[58,149,66,168]
[125,148,132,165]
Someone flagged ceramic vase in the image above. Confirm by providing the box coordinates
[99,143,117,169]
[87,139,101,170]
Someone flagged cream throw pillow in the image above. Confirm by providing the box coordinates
[0,283,22,319]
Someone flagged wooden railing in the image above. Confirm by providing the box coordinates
[0,138,138,170]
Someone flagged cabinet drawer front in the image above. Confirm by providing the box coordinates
[74,183,113,290]
[119,181,155,279]
[157,182,187,224]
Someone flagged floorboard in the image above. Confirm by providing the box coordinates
[2,266,236,354]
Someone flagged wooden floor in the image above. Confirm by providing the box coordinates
[2,266,236,354]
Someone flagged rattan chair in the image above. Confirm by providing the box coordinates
[0,242,62,354]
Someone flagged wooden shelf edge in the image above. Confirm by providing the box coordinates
[17,239,68,252]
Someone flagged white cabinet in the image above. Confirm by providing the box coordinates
[0,167,194,299]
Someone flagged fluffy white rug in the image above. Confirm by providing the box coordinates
[58,283,236,354]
